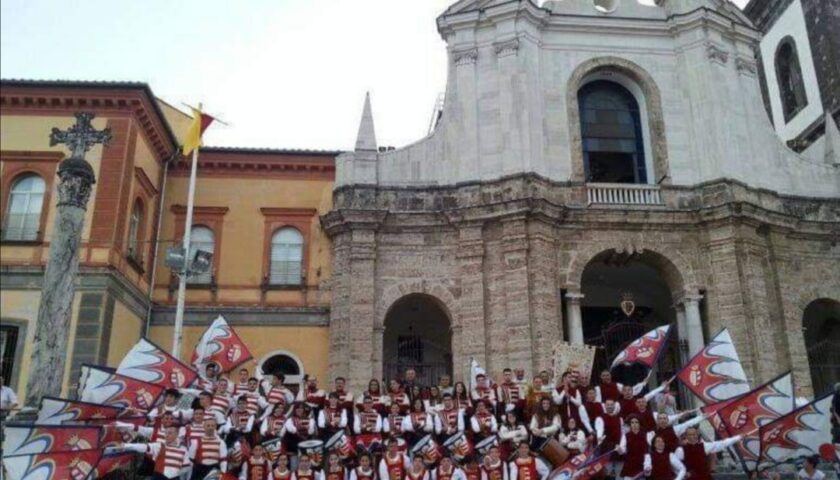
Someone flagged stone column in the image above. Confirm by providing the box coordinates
[675,304,689,362]
[527,221,562,374]
[565,292,585,345]
[501,217,534,373]
[683,294,705,358]
[347,228,378,393]
[455,223,486,381]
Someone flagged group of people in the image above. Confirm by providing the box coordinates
[106,362,784,480]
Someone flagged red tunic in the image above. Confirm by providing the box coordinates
[584,401,604,423]
[482,461,505,480]
[385,454,406,480]
[650,450,675,480]
[297,470,316,480]
[682,443,712,480]
[619,398,638,418]
[513,457,538,480]
[354,467,375,480]
[619,431,647,477]
[245,459,272,480]
[599,383,620,402]
[436,466,455,480]
[464,466,481,480]
[601,414,622,449]
[637,410,656,433]
[407,469,426,480]
[655,425,680,453]
[326,466,345,480]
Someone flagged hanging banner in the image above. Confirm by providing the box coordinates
[552,342,597,383]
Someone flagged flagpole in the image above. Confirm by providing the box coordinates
[172,102,202,360]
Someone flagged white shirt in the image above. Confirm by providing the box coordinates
[1,385,18,410]
[432,467,467,480]
[798,469,826,480]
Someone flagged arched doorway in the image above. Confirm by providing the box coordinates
[257,350,305,395]
[802,298,840,395]
[383,294,453,385]
[579,249,684,387]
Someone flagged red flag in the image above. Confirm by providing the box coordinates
[79,364,165,412]
[717,372,795,471]
[610,324,671,370]
[759,393,835,468]
[86,416,148,447]
[117,337,198,388]
[548,452,590,480]
[37,397,125,425]
[191,315,253,373]
[4,424,102,456]
[92,451,137,478]
[573,450,614,480]
[676,328,751,404]
[3,449,101,480]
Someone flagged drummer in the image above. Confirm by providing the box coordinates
[387,379,411,414]
[496,369,524,419]
[293,453,326,480]
[285,403,317,454]
[379,438,411,480]
[498,412,528,461]
[528,398,560,450]
[354,395,384,455]
[481,445,508,480]
[384,402,407,440]
[357,379,387,415]
[403,398,433,446]
[320,393,349,441]
[508,443,548,480]
[298,375,327,413]
[470,400,498,442]
[407,455,431,480]
[471,374,497,411]
[432,455,466,480]
[350,453,377,480]
[435,393,466,442]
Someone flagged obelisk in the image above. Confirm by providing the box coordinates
[23,112,111,408]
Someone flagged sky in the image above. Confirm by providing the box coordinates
[1,0,747,151]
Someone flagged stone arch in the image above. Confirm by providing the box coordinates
[567,56,670,184]
[788,292,840,395]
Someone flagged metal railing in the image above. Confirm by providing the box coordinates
[587,183,663,205]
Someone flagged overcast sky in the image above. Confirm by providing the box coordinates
[1,0,747,151]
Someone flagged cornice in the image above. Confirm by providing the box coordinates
[259,207,318,218]
[170,205,229,216]
[169,150,335,179]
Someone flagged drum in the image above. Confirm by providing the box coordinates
[325,430,357,460]
[298,439,325,465]
[410,435,442,465]
[475,435,499,457]
[442,432,474,462]
[261,438,285,462]
[538,438,569,468]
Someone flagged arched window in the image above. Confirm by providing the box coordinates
[3,174,46,241]
[127,199,144,259]
[775,38,808,122]
[258,351,304,393]
[803,299,840,395]
[189,225,215,284]
[578,80,647,184]
[270,227,303,285]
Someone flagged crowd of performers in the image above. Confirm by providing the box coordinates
[112,364,749,480]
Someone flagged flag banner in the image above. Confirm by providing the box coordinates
[191,315,253,373]
[117,337,198,388]
[36,397,124,425]
[717,372,795,471]
[759,392,835,468]
[701,399,734,439]
[3,449,101,480]
[552,342,597,384]
[3,424,101,456]
[91,451,137,478]
[547,452,590,480]
[79,364,164,412]
[610,324,671,370]
[572,449,614,480]
[677,328,751,404]
[85,416,147,447]
[182,107,215,156]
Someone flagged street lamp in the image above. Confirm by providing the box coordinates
[165,245,213,277]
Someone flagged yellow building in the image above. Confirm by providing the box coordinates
[0,80,338,400]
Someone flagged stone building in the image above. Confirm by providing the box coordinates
[325,0,840,393]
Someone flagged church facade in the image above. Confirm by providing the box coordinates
[325,0,840,393]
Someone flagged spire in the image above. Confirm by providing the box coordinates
[824,113,840,166]
[355,92,377,152]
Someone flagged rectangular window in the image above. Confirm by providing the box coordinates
[0,325,18,384]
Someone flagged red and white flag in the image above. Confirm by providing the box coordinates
[676,328,751,404]
[36,397,124,425]
[79,365,164,412]
[610,324,671,370]
[571,449,614,480]
[117,337,198,388]
[91,451,137,478]
[191,315,253,373]
[759,392,836,468]
[86,415,147,447]
[3,449,101,480]
[717,372,795,472]
[547,452,590,480]
[3,424,101,456]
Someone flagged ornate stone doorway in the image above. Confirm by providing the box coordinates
[383,294,453,385]
[802,298,840,395]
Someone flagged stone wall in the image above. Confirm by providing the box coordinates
[324,174,840,393]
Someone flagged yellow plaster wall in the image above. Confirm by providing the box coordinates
[157,101,193,141]
[106,301,145,366]
[148,325,330,382]
[134,135,162,191]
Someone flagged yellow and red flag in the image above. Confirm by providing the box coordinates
[182,107,215,155]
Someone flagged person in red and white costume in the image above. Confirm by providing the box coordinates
[481,445,509,480]
[293,453,326,480]
[239,443,272,480]
[148,388,189,424]
[425,386,444,414]
[642,435,685,480]
[297,375,327,412]
[354,395,384,453]
[266,373,296,408]
[195,363,220,393]
[433,456,466,480]
[121,425,191,480]
[379,438,410,480]
[407,455,430,480]
[592,399,623,452]
[403,397,433,446]
[209,378,234,419]
[616,415,648,480]
[188,416,229,480]
[470,400,498,442]
[434,393,465,441]
[651,410,705,454]
[285,402,316,450]
[384,401,407,439]
[233,368,252,396]
[115,411,181,444]
[674,426,741,480]
[324,451,347,480]
[552,371,582,428]
[594,370,647,403]
[471,374,497,410]
[273,453,293,480]
[508,442,548,480]
[452,383,473,415]
[529,398,560,447]
[331,377,355,413]
[463,457,482,480]
[349,453,377,480]
[237,377,269,418]
[496,368,524,417]
[558,417,586,456]
[357,379,387,415]
[227,438,249,475]
[498,412,528,460]
[318,392,349,439]
[576,387,603,438]
[181,406,208,443]
[261,402,290,440]
[185,392,225,426]
[386,379,410,414]
[224,395,256,437]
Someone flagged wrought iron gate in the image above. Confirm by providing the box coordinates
[384,335,452,385]
[807,338,840,395]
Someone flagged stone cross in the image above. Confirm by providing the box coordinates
[23,112,111,410]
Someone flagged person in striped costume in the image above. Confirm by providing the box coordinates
[481,445,508,480]
[266,373,296,408]
[236,377,269,418]
[224,395,256,439]
[261,402,290,440]
[189,416,229,480]
[354,395,384,454]
[379,438,410,480]
[148,388,189,424]
[293,453,326,480]
[496,369,524,418]
[508,443,548,480]
[239,443,272,480]
[318,392,349,440]
[232,368,251,397]
[121,425,191,480]
[115,411,181,445]
[181,406,208,443]
[384,401,407,440]
[470,400,498,442]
